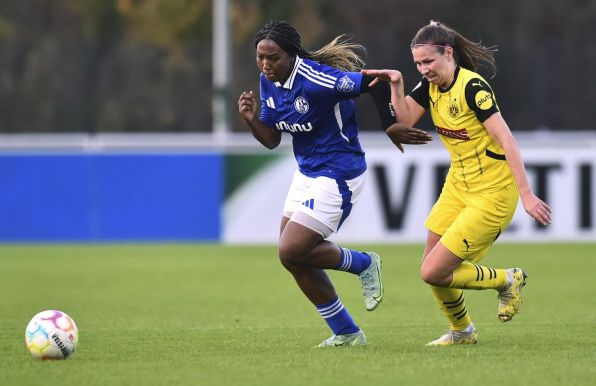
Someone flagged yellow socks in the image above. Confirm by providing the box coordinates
[450,261,507,290]
[430,286,472,332]
[430,262,508,331]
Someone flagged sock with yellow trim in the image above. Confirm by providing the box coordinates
[430,286,472,332]
[450,261,507,290]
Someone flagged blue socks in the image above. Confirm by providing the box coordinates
[316,296,359,335]
[336,247,371,275]
[314,248,369,336]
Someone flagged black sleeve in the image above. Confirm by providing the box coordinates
[408,77,430,109]
[360,75,396,130]
[464,78,500,122]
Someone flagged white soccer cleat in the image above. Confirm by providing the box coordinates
[314,330,367,348]
[426,323,478,346]
[359,252,383,311]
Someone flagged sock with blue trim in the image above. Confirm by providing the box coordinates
[316,296,360,335]
[336,247,371,275]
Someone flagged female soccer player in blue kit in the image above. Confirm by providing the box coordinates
[364,21,552,346]
[238,20,431,347]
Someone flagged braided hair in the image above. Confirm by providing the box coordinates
[254,20,366,72]
[411,20,498,78]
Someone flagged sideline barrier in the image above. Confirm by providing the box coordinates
[0,132,594,243]
[0,153,222,242]
[224,137,596,244]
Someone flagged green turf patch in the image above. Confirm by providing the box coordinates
[1,243,595,385]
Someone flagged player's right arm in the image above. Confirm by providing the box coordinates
[361,69,430,152]
[361,69,425,126]
[238,90,281,150]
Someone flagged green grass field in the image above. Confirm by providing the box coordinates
[1,243,595,386]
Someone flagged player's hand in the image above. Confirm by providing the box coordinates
[385,122,432,153]
[521,193,552,226]
[238,91,257,123]
[361,69,403,86]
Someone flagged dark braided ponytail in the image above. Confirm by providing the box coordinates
[255,20,366,72]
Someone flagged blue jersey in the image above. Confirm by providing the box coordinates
[259,57,366,180]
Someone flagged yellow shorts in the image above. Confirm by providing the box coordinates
[425,182,518,262]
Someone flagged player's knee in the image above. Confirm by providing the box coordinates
[278,251,296,271]
[420,263,441,286]
[278,255,295,272]
[278,241,306,269]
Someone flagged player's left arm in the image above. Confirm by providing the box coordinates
[483,113,552,225]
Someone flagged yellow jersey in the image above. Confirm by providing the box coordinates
[410,66,513,193]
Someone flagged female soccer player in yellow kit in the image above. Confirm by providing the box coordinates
[363,21,552,345]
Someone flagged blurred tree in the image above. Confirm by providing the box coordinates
[116,0,209,57]
[0,0,594,133]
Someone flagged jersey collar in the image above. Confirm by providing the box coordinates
[439,65,461,93]
[275,56,302,90]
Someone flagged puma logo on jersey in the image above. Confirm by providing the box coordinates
[463,239,471,252]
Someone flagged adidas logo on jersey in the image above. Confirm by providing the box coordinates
[302,198,314,210]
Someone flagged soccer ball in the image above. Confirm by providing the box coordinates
[25,310,78,360]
